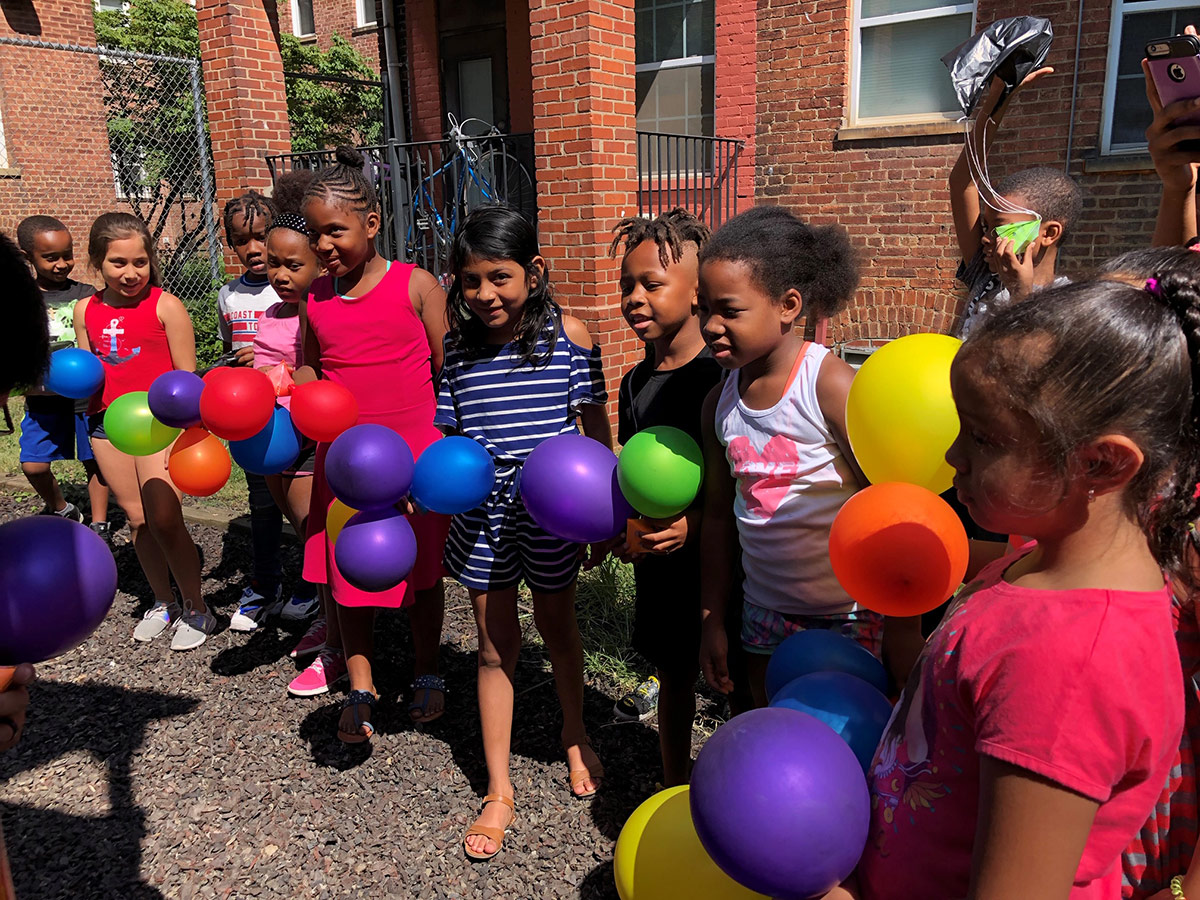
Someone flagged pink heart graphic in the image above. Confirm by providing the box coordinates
[727,435,801,519]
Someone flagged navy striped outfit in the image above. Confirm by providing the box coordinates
[434,316,607,592]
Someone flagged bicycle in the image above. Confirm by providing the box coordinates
[403,114,536,278]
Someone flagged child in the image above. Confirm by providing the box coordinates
[73,212,211,650]
[15,215,109,534]
[696,206,922,708]
[842,276,1191,899]
[607,208,721,786]
[949,69,1082,337]
[292,147,451,736]
[259,170,323,661]
[435,206,609,861]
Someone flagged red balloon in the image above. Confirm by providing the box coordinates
[168,427,232,497]
[199,367,275,441]
[290,380,359,443]
[828,482,969,617]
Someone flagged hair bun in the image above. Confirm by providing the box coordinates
[334,145,365,169]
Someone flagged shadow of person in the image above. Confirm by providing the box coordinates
[0,680,198,899]
[579,860,619,899]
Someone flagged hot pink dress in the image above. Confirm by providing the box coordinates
[302,262,448,608]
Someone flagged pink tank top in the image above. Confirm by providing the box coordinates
[305,262,439,456]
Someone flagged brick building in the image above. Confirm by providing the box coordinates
[278,0,382,70]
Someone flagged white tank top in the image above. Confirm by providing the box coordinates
[716,342,860,616]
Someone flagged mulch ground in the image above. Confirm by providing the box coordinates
[0,490,717,899]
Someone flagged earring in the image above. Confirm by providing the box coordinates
[1087,489,1096,503]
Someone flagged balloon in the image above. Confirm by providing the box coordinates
[229,406,302,475]
[0,517,117,664]
[614,785,769,900]
[829,481,969,617]
[44,348,104,400]
[325,424,414,511]
[690,708,870,899]
[148,370,205,429]
[333,508,418,592]
[290,380,359,443]
[769,671,894,772]
[103,391,181,456]
[411,436,496,514]
[617,426,704,519]
[325,499,358,546]
[521,434,635,543]
[845,333,962,493]
[942,16,1054,117]
[167,427,231,497]
[199,367,275,441]
[765,628,889,701]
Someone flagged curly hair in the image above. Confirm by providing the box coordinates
[16,215,68,254]
[222,190,275,243]
[998,167,1084,232]
[609,207,711,268]
[271,169,317,217]
[0,230,49,394]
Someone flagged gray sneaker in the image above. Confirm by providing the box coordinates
[170,610,218,651]
[133,601,183,642]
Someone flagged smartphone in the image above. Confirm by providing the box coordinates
[1146,34,1200,149]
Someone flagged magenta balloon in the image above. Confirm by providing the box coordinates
[520,433,634,543]
[333,508,418,593]
[0,517,118,664]
[148,370,205,429]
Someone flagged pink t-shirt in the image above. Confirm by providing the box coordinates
[859,551,1183,900]
[252,301,303,409]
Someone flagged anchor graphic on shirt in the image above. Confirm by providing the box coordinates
[99,316,141,365]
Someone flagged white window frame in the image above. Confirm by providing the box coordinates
[1100,0,1200,155]
[849,0,976,127]
[291,0,315,38]
[357,0,378,28]
[634,0,716,136]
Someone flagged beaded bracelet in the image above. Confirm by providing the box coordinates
[1173,874,1188,900]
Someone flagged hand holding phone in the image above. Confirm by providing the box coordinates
[1146,34,1200,152]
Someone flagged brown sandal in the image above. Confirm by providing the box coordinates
[566,738,604,799]
[463,793,516,861]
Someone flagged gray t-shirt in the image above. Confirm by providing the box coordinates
[955,249,1069,339]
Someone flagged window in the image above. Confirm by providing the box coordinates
[1102,1,1200,153]
[635,0,714,136]
[95,0,125,10]
[357,0,377,27]
[291,0,315,38]
[850,0,975,126]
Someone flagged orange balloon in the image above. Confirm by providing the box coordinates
[829,482,968,617]
[168,427,232,497]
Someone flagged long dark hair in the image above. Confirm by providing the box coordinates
[962,275,1200,591]
[446,206,559,367]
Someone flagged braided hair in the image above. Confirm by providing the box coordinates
[302,146,377,216]
[222,190,275,243]
[609,207,711,267]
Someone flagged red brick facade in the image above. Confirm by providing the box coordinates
[715,0,756,211]
[404,0,444,143]
[277,0,382,70]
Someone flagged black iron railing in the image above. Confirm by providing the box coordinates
[636,131,744,230]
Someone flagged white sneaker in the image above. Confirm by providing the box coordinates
[228,583,284,633]
[170,610,218,651]
[280,591,320,622]
[133,601,183,642]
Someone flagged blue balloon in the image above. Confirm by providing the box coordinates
[229,406,302,475]
[411,436,496,514]
[44,348,104,400]
[769,671,894,772]
[765,628,889,700]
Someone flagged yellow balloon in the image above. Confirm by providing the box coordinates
[845,333,962,493]
[614,785,768,900]
[325,499,358,546]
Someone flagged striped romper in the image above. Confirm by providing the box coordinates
[434,316,607,592]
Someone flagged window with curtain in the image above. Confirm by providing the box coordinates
[635,0,715,136]
[357,0,377,27]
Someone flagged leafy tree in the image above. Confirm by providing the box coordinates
[280,34,384,152]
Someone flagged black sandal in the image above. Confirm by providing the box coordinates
[338,689,376,744]
[408,674,447,724]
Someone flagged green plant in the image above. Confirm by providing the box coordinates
[280,34,384,152]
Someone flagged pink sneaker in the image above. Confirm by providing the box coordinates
[288,649,346,697]
[290,616,327,659]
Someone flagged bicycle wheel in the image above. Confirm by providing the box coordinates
[465,149,537,221]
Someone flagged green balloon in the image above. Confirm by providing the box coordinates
[617,426,704,519]
[103,391,181,456]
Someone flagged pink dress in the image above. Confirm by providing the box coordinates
[302,262,448,608]
[252,301,303,410]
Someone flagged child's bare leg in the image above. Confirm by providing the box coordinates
[84,459,109,525]
[657,667,697,787]
[746,653,770,709]
[21,461,66,512]
[408,580,445,721]
[136,455,202,610]
[91,440,172,601]
[336,604,377,738]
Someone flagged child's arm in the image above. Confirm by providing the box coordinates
[1144,34,1200,246]
[410,266,448,374]
[158,292,196,373]
[699,383,737,694]
[293,296,322,385]
[969,758,1098,900]
[563,315,613,449]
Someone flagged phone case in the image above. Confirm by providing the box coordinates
[1147,35,1200,127]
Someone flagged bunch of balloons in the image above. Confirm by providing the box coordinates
[521,433,634,543]
[835,333,969,616]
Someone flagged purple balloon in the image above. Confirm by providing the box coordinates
[520,434,634,543]
[325,424,415,511]
[0,517,117,664]
[148,370,205,429]
[690,707,870,899]
[334,508,418,592]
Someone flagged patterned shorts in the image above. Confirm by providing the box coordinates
[741,601,884,657]
[443,498,581,594]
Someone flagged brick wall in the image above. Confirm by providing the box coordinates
[0,1,120,272]
[277,0,382,70]
[715,0,755,211]
[405,0,444,143]
[529,0,640,420]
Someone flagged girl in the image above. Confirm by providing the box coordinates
[73,212,211,650]
[291,147,451,738]
[436,207,609,861]
[696,206,921,707]
[259,170,324,662]
[843,276,1191,899]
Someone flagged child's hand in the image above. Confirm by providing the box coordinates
[700,616,734,694]
[992,235,1036,302]
[580,539,618,570]
[638,512,690,555]
[1144,44,1200,192]
[0,663,35,752]
[232,346,255,367]
[978,65,1054,124]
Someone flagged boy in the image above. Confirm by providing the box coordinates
[15,216,109,535]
